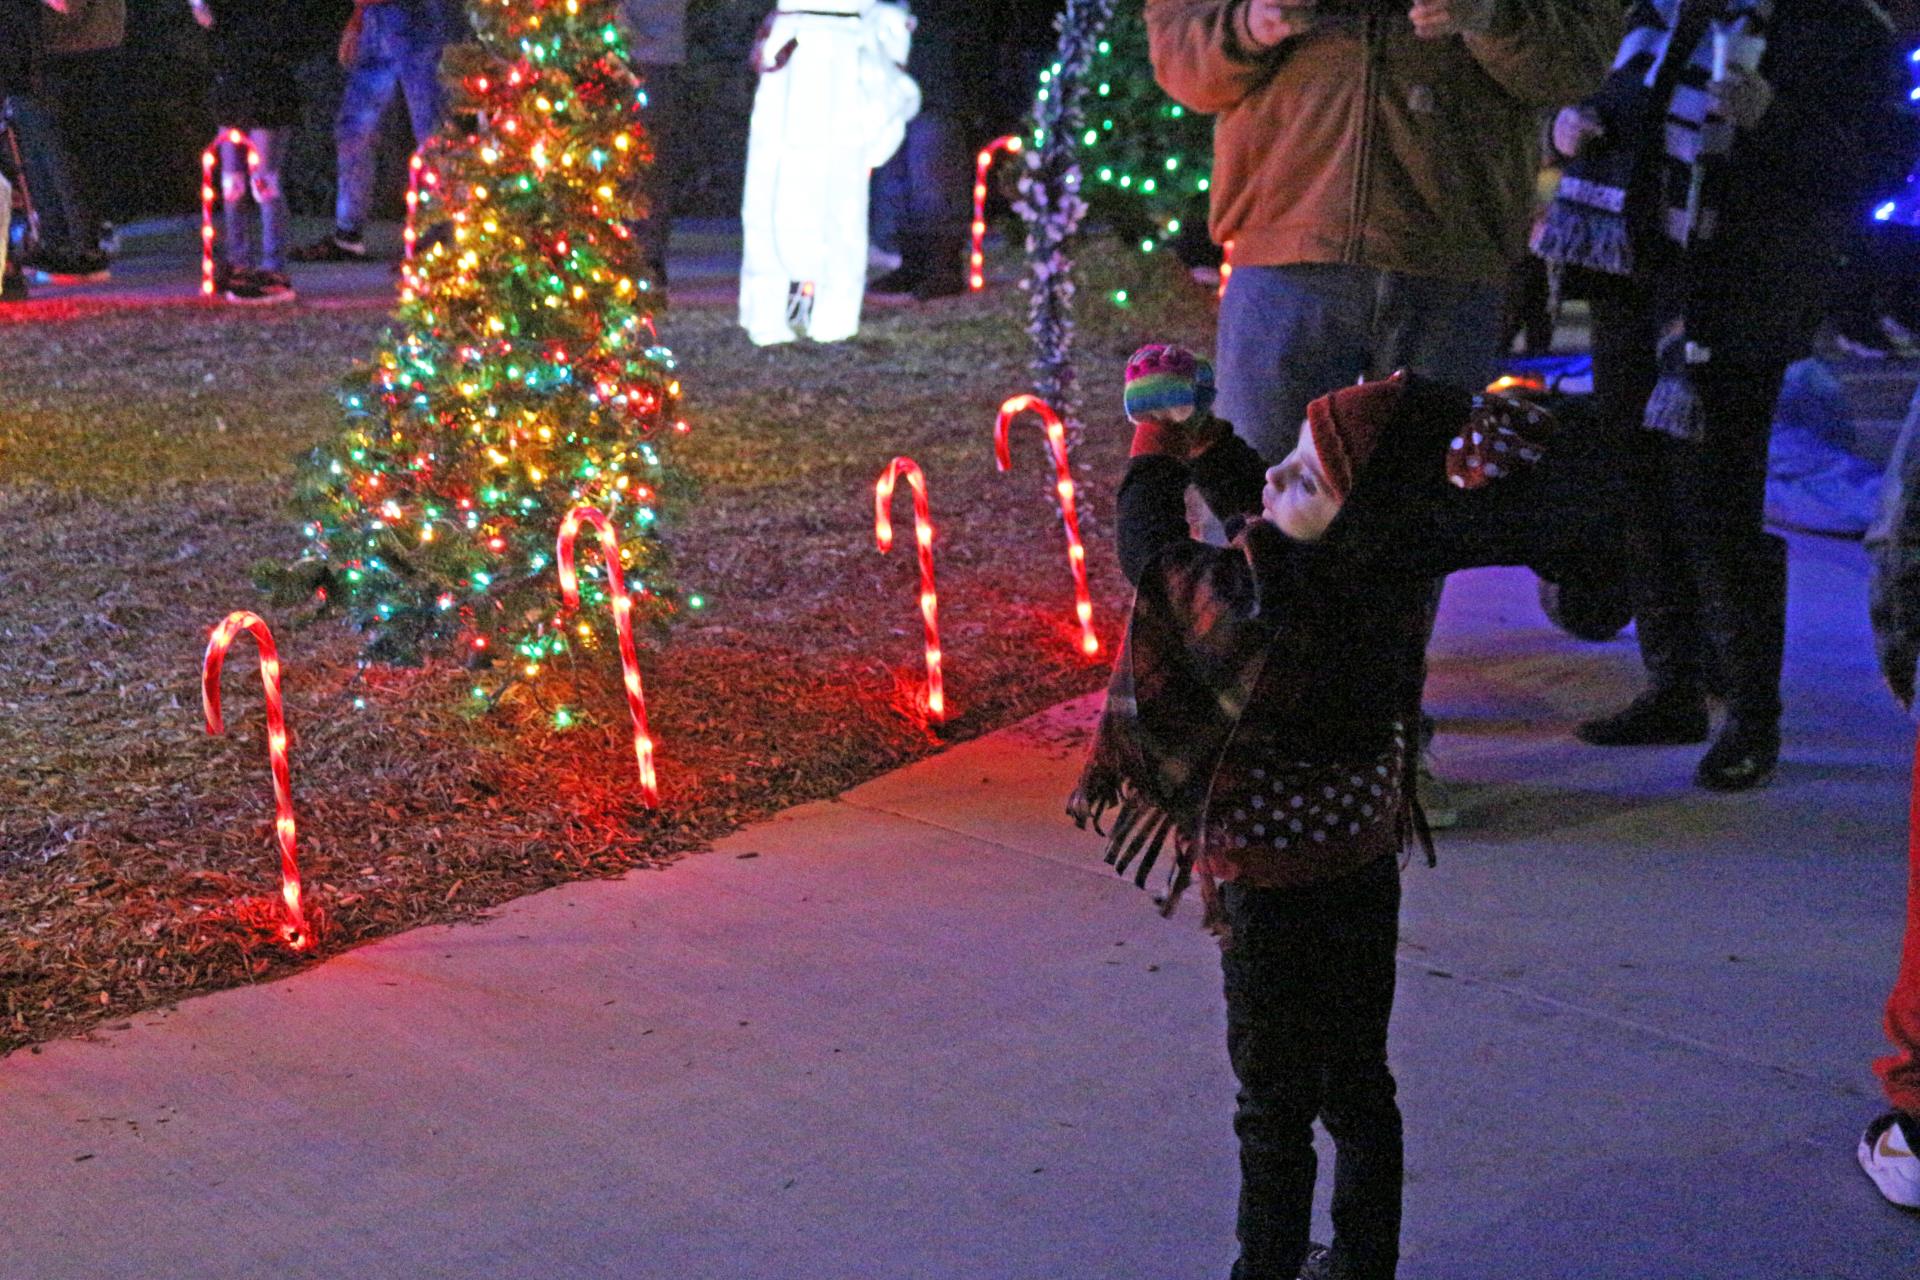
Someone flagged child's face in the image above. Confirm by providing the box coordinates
[1262,419,1343,542]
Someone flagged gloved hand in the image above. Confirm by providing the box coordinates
[1124,343,1224,459]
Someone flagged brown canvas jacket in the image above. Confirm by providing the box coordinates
[1146,0,1619,284]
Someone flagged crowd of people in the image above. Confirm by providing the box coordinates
[1135,1,1920,1277]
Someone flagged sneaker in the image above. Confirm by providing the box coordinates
[1576,688,1710,747]
[1296,1243,1335,1280]
[225,268,297,306]
[24,247,110,283]
[1416,750,1461,831]
[1858,1112,1920,1209]
[1881,315,1920,359]
[1833,320,1896,360]
[1694,718,1778,791]
[868,243,903,274]
[291,231,367,263]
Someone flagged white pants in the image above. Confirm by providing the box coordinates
[740,10,890,345]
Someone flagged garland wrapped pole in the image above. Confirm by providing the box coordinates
[1011,0,1116,466]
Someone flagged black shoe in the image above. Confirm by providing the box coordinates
[1296,1243,1334,1280]
[225,268,297,306]
[1695,719,1779,791]
[25,248,110,283]
[868,263,920,296]
[291,231,368,263]
[1,267,28,302]
[1576,689,1710,747]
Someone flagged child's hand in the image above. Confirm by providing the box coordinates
[1124,344,1220,459]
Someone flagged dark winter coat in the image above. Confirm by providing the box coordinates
[1587,0,1920,363]
[1074,378,1562,912]
[1869,393,1920,709]
[205,0,303,130]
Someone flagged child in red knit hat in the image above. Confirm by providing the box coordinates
[1074,344,1550,1280]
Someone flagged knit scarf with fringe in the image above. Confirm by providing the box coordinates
[1531,0,1773,442]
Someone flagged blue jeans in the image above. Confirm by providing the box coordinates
[868,109,969,255]
[3,92,94,256]
[221,128,291,273]
[1216,263,1506,465]
[334,2,446,234]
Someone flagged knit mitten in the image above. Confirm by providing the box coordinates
[1124,342,1217,457]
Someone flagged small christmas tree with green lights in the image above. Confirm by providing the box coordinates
[277,0,689,685]
[1078,8,1213,260]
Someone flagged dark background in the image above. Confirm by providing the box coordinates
[55,0,1063,226]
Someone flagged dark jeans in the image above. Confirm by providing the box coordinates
[334,2,445,234]
[1221,855,1404,1280]
[630,61,684,279]
[1590,273,1792,724]
[2,91,93,256]
[868,108,969,277]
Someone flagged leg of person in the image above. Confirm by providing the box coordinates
[868,144,908,274]
[218,134,255,281]
[303,10,403,258]
[630,61,681,286]
[1214,263,1375,466]
[38,48,120,255]
[7,91,104,276]
[249,129,292,275]
[1220,879,1332,1280]
[1864,729,1920,1208]
[1314,855,1405,1280]
[1578,272,1712,745]
[1684,358,1790,790]
[902,107,971,301]
[395,19,447,147]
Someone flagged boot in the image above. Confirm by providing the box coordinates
[1576,685,1710,746]
[1695,532,1787,790]
[911,232,968,300]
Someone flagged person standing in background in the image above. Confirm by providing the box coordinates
[38,0,123,261]
[619,0,687,288]
[1147,0,1620,827]
[293,0,454,262]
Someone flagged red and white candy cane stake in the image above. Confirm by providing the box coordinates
[874,457,947,723]
[969,134,1024,292]
[402,149,432,261]
[199,130,262,298]
[202,611,312,951]
[556,506,661,806]
[995,395,1101,657]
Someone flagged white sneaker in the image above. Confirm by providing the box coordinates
[1858,1112,1920,1209]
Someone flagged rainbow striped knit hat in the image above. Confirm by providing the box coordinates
[1123,343,1215,425]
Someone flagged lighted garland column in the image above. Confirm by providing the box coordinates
[1012,0,1115,467]
[275,0,691,696]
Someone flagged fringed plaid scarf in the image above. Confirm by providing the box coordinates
[1532,0,1773,442]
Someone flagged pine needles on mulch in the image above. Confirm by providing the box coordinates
[0,245,1218,1055]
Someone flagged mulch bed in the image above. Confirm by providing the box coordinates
[0,245,1217,1055]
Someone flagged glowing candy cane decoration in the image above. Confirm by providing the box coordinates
[201,611,312,951]
[995,395,1101,657]
[199,130,262,298]
[874,457,946,722]
[556,506,661,806]
[970,134,1024,292]
[403,150,426,261]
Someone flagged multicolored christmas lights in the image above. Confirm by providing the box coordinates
[201,611,312,951]
[995,394,1100,658]
[279,0,688,686]
[970,134,1024,292]
[557,504,661,805]
[874,456,946,722]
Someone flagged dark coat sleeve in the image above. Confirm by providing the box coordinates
[1116,456,1197,586]
[1868,390,1920,707]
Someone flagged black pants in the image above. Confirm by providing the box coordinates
[1590,274,1791,725]
[1221,855,1403,1280]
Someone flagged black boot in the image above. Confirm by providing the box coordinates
[1695,718,1780,790]
[1576,686,1710,746]
[868,231,927,296]
[1695,532,1787,790]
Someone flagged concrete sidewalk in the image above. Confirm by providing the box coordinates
[3,539,1917,1279]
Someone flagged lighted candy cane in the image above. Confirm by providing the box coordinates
[970,134,1024,292]
[201,611,312,951]
[874,457,946,722]
[403,150,426,261]
[995,395,1100,657]
[556,506,661,806]
[199,130,262,298]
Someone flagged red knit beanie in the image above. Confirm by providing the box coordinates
[1304,374,1414,502]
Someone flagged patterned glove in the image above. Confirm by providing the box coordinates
[1446,392,1553,490]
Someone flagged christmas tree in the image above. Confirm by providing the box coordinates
[1075,7,1213,262]
[277,0,688,687]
